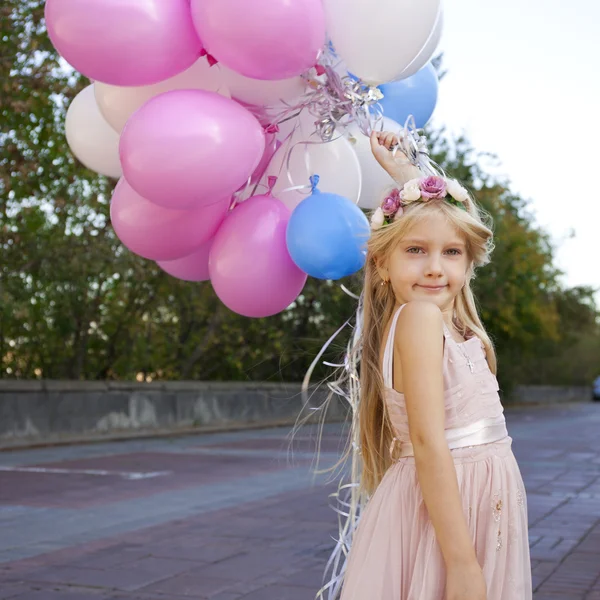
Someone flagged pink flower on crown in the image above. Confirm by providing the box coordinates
[420,176,447,200]
[381,189,401,216]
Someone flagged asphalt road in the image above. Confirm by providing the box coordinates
[1,402,599,599]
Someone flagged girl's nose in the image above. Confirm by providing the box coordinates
[425,255,443,276]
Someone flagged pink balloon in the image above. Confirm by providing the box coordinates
[157,240,212,282]
[191,0,326,80]
[110,178,230,261]
[45,0,202,86]
[209,195,307,317]
[120,90,265,209]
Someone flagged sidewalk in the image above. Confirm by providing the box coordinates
[1,403,599,599]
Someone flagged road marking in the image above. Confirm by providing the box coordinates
[0,466,171,480]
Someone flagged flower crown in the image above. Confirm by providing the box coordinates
[370,175,470,230]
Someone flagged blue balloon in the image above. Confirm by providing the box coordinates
[378,63,439,129]
[286,181,370,280]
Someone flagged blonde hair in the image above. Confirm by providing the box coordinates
[359,192,496,496]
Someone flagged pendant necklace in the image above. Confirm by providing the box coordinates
[452,323,475,373]
[457,343,475,373]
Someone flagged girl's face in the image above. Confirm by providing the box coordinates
[380,211,470,312]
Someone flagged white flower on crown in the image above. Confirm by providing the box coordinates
[401,179,421,202]
[370,207,385,230]
[446,179,470,203]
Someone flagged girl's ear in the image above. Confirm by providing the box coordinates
[466,263,474,282]
[374,255,389,283]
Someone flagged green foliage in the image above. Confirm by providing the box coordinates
[517,286,600,386]
[428,131,599,392]
[2,1,599,388]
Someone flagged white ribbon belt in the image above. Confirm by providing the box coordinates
[390,415,508,460]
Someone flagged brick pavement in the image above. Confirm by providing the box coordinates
[0,403,599,599]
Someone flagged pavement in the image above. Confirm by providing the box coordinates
[0,403,599,600]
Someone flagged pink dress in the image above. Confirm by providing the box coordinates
[340,305,532,599]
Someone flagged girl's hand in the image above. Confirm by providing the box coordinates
[369,130,422,186]
[369,130,402,170]
[446,562,487,600]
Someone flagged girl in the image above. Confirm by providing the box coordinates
[331,130,532,599]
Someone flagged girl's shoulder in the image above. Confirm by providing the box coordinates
[394,301,444,351]
[397,300,443,321]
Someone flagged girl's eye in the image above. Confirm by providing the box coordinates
[405,247,463,255]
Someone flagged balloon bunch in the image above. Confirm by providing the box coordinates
[46,0,443,318]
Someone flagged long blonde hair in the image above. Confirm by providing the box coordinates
[359,194,495,496]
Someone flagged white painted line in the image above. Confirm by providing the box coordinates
[0,466,171,480]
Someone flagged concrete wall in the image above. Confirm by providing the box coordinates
[0,381,344,450]
[0,381,592,449]
[511,385,593,405]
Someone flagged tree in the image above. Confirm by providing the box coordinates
[519,286,600,386]
[2,1,163,379]
[2,1,598,389]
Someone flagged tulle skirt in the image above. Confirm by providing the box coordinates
[340,437,532,600]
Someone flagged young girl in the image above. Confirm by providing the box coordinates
[330,130,532,599]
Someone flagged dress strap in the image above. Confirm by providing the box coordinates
[384,305,452,389]
[441,320,453,341]
[383,305,405,388]
[443,320,475,345]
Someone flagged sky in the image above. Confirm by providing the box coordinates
[431,0,600,295]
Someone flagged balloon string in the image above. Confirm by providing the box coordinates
[300,289,364,600]
[281,127,345,198]
[231,44,388,206]
[233,47,434,206]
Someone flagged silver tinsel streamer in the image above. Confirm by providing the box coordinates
[302,60,384,142]
[390,114,441,177]
[243,46,385,144]
[299,292,365,600]
[236,48,441,204]
[236,49,386,202]
[235,47,382,202]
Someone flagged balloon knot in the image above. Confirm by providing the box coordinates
[200,49,218,67]
[314,64,326,76]
[264,123,279,134]
[310,174,320,192]
[267,176,278,193]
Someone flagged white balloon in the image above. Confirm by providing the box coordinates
[65,85,122,179]
[218,64,306,107]
[395,8,443,81]
[95,58,229,133]
[324,0,442,85]
[261,121,362,211]
[347,118,399,209]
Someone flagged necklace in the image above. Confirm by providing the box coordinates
[445,321,475,373]
[448,322,475,373]
[455,339,475,373]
